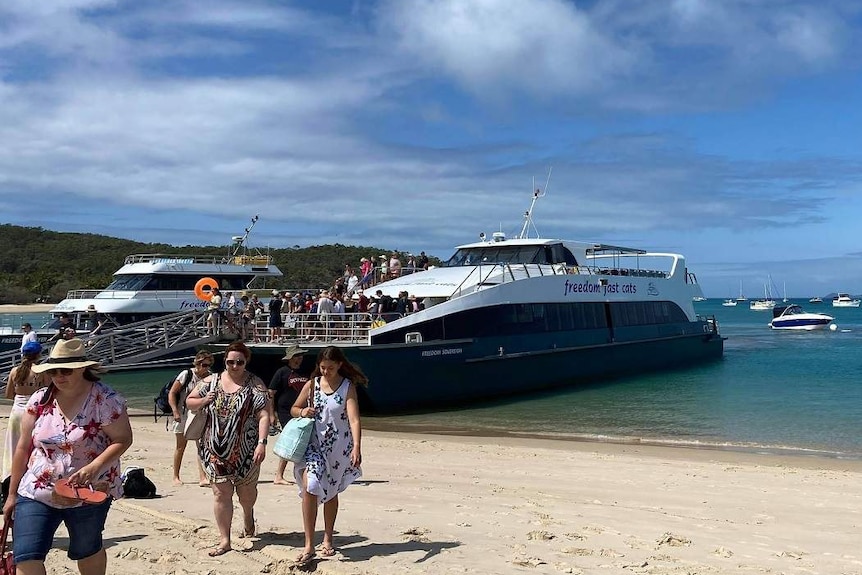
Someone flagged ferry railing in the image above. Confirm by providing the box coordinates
[82,309,216,366]
[248,313,376,345]
[123,253,273,266]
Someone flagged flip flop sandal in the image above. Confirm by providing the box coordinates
[54,479,108,504]
[208,546,231,557]
[294,551,316,566]
[319,545,336,557]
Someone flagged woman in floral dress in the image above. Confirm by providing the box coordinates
[2,338,133,575]
[291,345,367,566]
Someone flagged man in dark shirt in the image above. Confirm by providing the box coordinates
[419,251,429,270]
[268,345,309,485]
[48,313,74,342]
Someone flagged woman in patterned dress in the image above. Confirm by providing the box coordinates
[2,338,133,575]
[186,341,270,557]
[291,346,367,566]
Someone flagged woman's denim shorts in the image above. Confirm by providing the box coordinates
[13,496,112,562]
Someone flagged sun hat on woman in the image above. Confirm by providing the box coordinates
[31,338,101,372]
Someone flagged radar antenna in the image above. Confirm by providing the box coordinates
[231,215,260,257]
[517,167,551,239]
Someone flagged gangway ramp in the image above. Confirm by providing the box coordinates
[1,309,220,386]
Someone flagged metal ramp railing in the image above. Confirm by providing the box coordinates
[82,309,218,367]
[1,309,220,387]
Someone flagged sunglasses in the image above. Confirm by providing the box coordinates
[46,368,74,376]
[225,359,246,367]
[198,363,213,368]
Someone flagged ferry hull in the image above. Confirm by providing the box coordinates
[241,329,724,413]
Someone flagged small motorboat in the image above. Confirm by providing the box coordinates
[832,293,861,308]
[722,299,737,307]
[808,297,823,304]
[769,304,834,331]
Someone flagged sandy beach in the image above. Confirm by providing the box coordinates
[0,304,54,314]
[1,407,861,575]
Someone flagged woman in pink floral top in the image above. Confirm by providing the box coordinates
[1,339,133,575]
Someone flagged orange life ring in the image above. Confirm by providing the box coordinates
[194,277,219,302]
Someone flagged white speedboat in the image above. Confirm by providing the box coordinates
[231,188,725,413]
[831,293,860,308]
[769,304,833,330]
[49,217,282,327]
[722,299,737,307]
[809,297,823,304]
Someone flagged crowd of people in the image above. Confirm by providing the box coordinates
[2,338,366,572]
[210,252,432,343]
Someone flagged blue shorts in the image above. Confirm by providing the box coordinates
[13,496,112,562]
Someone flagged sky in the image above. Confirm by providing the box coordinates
[1,0,862,297]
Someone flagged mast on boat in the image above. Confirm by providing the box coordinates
[230,214,260,258]
[517,168,552,240]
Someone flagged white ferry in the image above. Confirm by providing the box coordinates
[233,190,725,413]
[49,219,282,328]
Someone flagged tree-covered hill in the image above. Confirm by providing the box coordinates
[0,224,439,304]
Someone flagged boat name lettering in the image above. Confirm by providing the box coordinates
[421,348,463,357]
[563,280,637,296]
[179,300,213,310]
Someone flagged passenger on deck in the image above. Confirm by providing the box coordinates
[207,288,223,335]
[389,252,402,278]
[268,290,283,343]
[346,269,359,294]
[359,258,373,286]
[419,251,429,270]
[378,255,388,283]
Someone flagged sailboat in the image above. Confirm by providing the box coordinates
[736,280,747,302]
[750,279,776,311]
[782,281,789,303]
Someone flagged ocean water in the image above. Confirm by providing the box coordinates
[4,301,862,458]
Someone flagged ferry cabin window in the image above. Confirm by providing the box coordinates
[105,274,254,291]
[105,275,150,291]
[443,244,578,267]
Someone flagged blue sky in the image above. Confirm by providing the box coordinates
[2,0,862,297]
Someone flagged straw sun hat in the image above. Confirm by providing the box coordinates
[31,338,101,373]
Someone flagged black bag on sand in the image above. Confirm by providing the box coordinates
[122,467,157,499]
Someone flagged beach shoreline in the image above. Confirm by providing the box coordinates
[3,406,861,574]
[0,304,53,313]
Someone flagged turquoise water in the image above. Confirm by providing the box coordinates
[4,301,862,458]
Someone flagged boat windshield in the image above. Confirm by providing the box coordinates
[105,274,255,291]
[444,244,578,267]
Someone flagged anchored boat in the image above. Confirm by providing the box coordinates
[226,188,724,413]
[769,304,834,331]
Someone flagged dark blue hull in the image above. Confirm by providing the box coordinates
[240,324,724,413]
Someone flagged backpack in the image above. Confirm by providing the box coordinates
[122,467,157,499]
[153,369,193,422]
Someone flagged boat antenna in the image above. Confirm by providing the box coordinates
[231,215,259,257]
[518,167,551,239]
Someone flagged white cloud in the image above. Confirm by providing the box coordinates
[378,0,636,99]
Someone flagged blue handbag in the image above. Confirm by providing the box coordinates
[273,416,314,462]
